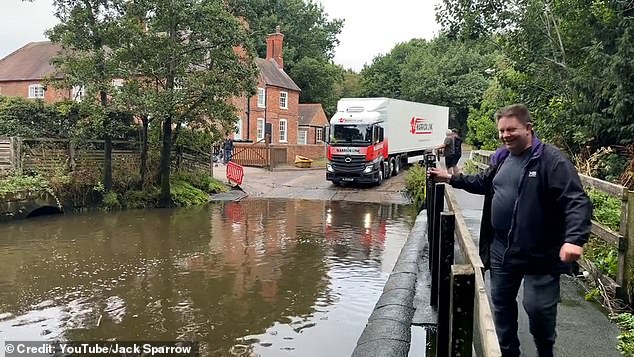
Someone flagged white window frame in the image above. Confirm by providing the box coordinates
[257,118,265,141]
[316,128,324,142]
[279,119,288,143]
[298,129,307,145]
[71,85,84,102]
[279,91,288,109]
[28,84,45,99]
[235,117,243,140]
[112,79,124,88]
[257,87,266,108]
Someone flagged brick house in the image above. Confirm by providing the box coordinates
[298,103,329,144]
[0,28,304,147]
[0,41,72,103]
[231,27,301,145]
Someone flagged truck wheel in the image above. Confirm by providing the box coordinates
[332,180,341,187]
[389,158,395,177]
[394,156,401,175]
[376,167,384,186]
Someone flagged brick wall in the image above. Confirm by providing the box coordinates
[0,80,70,103]
[235,85,300,145]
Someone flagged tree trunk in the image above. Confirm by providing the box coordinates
[158,116,172,207]
[140,116,149,187]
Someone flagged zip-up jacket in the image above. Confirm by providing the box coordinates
[449,137,592,273]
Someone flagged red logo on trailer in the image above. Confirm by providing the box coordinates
[410,116,433,135]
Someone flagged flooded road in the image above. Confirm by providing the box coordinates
[0,199,414,356]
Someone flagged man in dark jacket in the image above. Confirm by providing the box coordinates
[223,136,234,164]
[430,104,592,357]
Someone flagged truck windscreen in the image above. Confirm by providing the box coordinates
[331,124,372,144]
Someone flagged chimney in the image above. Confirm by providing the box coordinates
[266,25,284,69]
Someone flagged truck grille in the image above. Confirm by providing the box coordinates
[331,155,366,172]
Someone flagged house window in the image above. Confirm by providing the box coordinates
[235,117,243,140]
[257,118,265,141]
[71,85,84,102]
[28,84,45,99]
[257,87,266,108]
[279,91,288,109]
[316,128,324,142]
[279,119,287,142]
[298,129,307,145]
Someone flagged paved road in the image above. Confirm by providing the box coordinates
[212,163,409,204]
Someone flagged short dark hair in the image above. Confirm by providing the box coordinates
[495,104,532,126]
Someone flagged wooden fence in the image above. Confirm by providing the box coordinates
[471,150,634,304]
[424,152,501,356]
[0,137,211,178]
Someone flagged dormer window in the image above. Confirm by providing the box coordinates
[279,91,288,109]
[28,84,45,99]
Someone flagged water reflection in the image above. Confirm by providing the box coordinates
[0,199,412,356]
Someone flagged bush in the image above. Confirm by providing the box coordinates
[170,180,209,206]
[172,170,228,194]
[101,191,121,210]
[587,189,621,231]
[121,188,160,209]
[404,164,426,211]
[614,313,634,355]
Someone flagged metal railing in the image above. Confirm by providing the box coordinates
[424,153,501,356]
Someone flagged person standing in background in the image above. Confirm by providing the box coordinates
[223,136,234,164]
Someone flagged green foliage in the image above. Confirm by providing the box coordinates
[172,170,228,194]
[0,174,52,198]
[0,97,81,138]
[587,189,621,231]
[462,160,480,175]
[404,164,427,211]
[121,188,160,209]
[170,180,210,207]
[289,57,343,116]
[613,312,634,355]
[584,287,601,302]
[101,191,121,210]
[466,106,499,150]
[584,236,618,279]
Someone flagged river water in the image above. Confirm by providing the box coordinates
[0,199,413,356]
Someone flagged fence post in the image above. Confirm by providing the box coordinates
[449,264,475,357]
[625,191,634,304]
[16,137,22,174]
[430,183,445,307]
[437,212,456,357]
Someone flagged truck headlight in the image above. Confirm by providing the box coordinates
[363,164,373,173]
[327,163,334,172]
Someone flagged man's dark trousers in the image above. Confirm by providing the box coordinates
[490,259,560,357]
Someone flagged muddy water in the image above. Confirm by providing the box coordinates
[0,199,413,356]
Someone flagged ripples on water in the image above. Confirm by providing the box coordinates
[0,199,413,356]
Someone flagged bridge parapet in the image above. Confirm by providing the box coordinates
[0,189,62,222]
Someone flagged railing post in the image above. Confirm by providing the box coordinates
[437,212,456,357]
[430,183,445,307]
[624,191,634,304]
[449,264,475,357]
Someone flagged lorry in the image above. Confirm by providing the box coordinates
[325,97,449,186]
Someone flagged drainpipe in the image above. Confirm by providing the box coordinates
[246,97,250,141]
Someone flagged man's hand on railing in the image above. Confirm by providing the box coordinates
[429,167,452,183]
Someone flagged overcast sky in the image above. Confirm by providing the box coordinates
[0,0,441,72]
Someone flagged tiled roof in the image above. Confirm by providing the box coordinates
[0,41,63,81]
[299,103,327,126]
[255,58,301,92]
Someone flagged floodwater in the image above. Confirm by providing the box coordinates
[0,199,413,356]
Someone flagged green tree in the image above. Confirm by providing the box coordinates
[122,0,257,207]
[289,57,342,116]
[46,0,131,192]
[229,0,343,107]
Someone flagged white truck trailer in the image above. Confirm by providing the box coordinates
[325,97,449,185]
